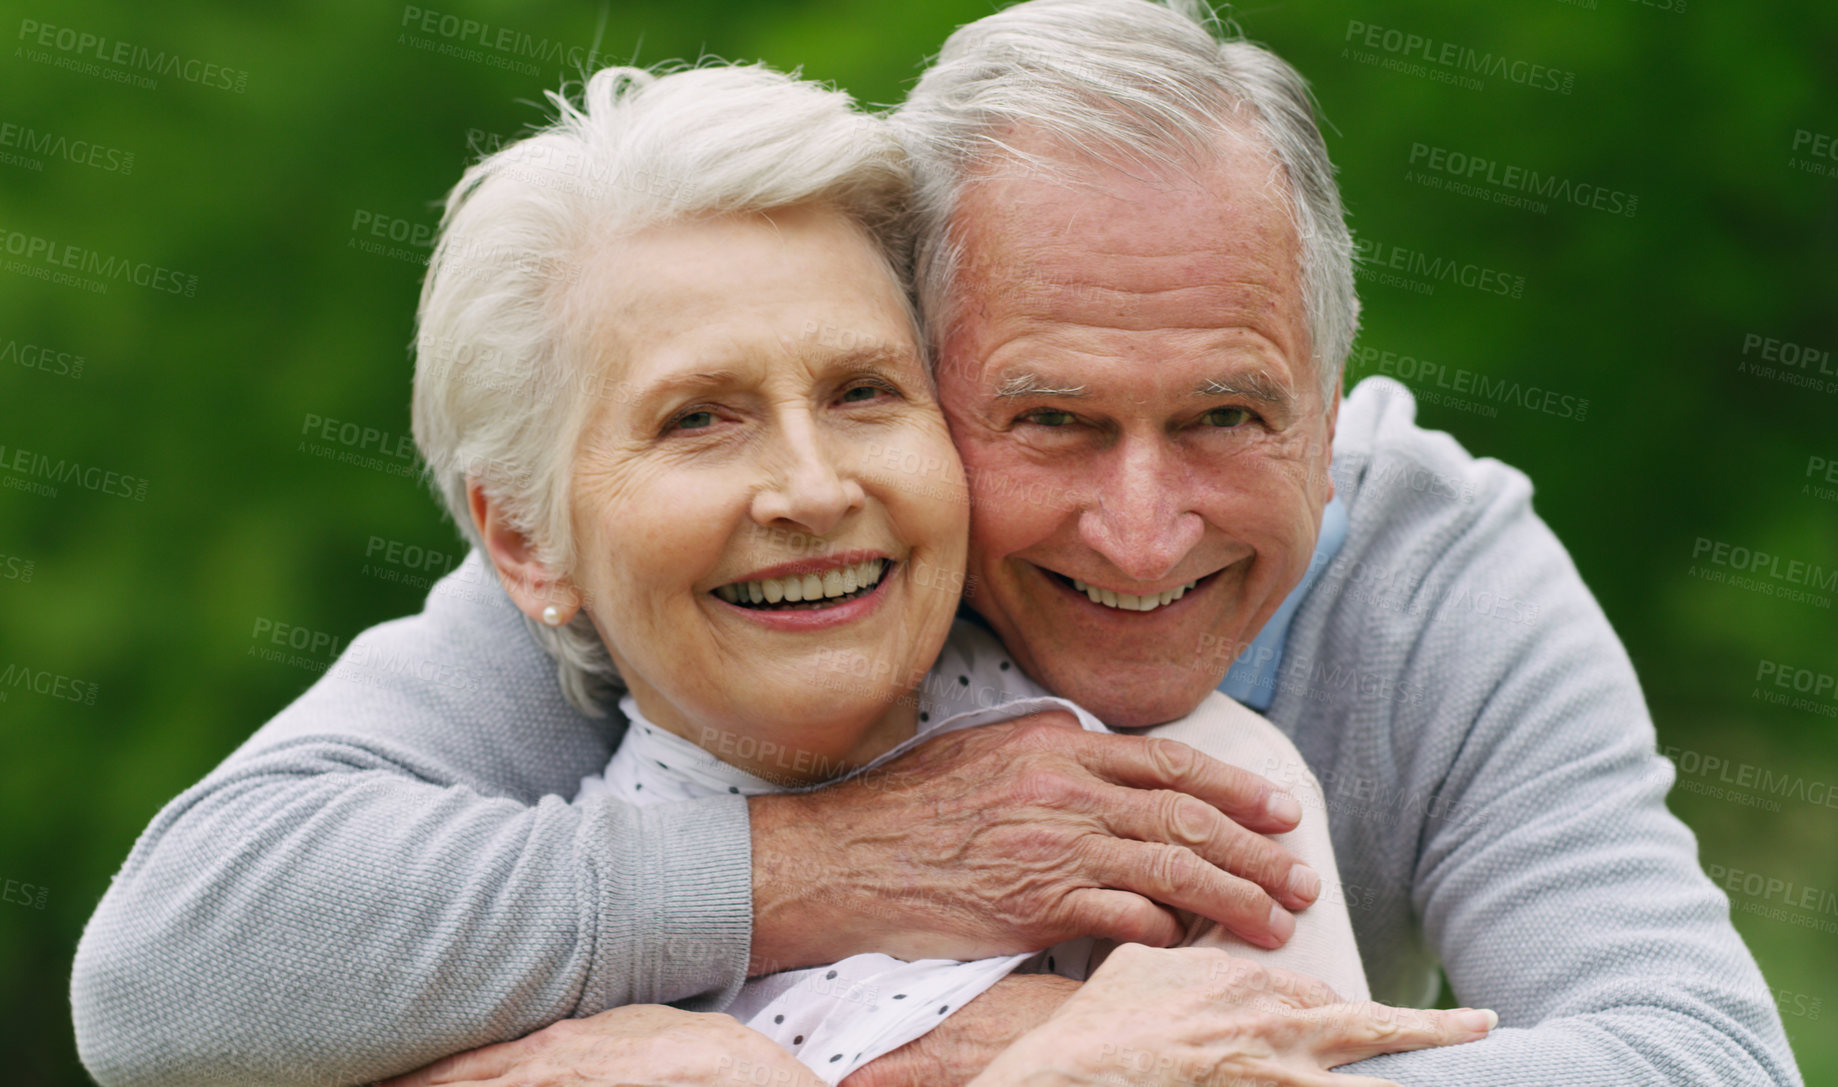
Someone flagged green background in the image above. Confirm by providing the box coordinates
[2,1,1833,1083]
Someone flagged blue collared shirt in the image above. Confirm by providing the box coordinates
[1217,495,1348,711]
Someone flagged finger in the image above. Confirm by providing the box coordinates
[1092,782,1315,909]
[1071,731,1304,835]
[1314,1003,1496,1066]
[1084,837,1293,949]
[1057,886,1186,947]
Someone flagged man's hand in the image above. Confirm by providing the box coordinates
[750,710,1318,972]
[374,1005,826,1087]
[843,973,1081,1087]
[970,945,1497,1087]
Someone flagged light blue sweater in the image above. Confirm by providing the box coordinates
[69,377,1802,1086]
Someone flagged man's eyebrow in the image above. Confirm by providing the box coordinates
[1195,373,1291,404]
[994,372,1088,398]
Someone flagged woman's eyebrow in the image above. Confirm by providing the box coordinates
[628,369,744,412]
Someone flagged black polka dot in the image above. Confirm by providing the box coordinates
[999,661,1011,671]
[774,1015,784,1025]
[728,786,739,794]
[919,712,929,723]
[826,970,838,980]
[938,1004,950,1014]
[794,1035,804,1045]
[893,993,906,999]
[633,783,642,790]
[830,1054,843,1063]
[1048,956,1056,971]
[656,760,669,769]
[958,675,969,686]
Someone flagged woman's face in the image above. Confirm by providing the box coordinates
[564,206,968,782]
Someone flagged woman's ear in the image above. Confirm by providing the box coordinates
[467,480,580,626]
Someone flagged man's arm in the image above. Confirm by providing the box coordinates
[1321,420,1802,1085]
[71,563,757,1087]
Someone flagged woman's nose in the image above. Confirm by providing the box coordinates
[748,420,866,536]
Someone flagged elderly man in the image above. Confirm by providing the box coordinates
[73,1,1800,1086]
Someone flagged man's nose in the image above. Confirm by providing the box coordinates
[1075,441,1204,583]
[749,414,865,537]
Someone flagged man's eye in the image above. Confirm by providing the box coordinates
[1023,410,1076,427]
[1202,407,1251,428]
[673,410,716,431]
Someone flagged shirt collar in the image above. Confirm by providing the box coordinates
[1217,494,1348,711]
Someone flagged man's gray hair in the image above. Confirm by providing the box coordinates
[412,64,911,713]
[892,0,1357,405]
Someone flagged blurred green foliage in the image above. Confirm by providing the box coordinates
[1,1,1833,1083]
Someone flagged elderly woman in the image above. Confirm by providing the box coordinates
[74,62,1490,1087]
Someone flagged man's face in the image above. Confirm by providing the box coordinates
[935,138,1339,727]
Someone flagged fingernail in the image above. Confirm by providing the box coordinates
[1457,1008,1499,1032]
[1287,864,1321,903]
[1265,903,1294,946]
[1266,790,1302,825]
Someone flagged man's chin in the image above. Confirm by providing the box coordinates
[1030,655,1220,729]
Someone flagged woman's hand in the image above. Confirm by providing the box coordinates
[375,1004,827,1087]
[967,944,1496,1087]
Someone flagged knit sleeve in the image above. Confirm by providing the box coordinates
[1339,454,1801,1086]
[69,556,756,1087]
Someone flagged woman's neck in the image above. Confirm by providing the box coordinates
[626,685,922,789]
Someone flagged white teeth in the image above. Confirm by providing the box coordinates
[715,558,888,608]
[1070,576,1200,613]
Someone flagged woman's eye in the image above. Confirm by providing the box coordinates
[673,410,716,431]
[839,384,884,404]
[1022,410,1076,427]
[1202,407,1251,428]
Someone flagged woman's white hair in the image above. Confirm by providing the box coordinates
[412,63,911,715]
[892,0,1358,405]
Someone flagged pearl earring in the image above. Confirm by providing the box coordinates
[541,605,563,627]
